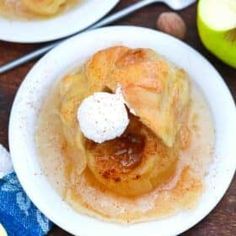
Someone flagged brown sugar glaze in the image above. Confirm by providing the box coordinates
[85,116,145,175]
[87,133,145,179]
[36,81,215,223]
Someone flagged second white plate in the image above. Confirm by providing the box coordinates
[0,0,119,43]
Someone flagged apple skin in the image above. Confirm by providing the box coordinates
[197,12,236,69]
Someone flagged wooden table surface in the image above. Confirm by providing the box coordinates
[0,0,235,235]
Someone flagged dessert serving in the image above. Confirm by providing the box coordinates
[0,0,78,19]
[0,1,119,43]
[35,46,215,223]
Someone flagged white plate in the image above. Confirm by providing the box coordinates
[9,26,236,236]
[0,0,119,43]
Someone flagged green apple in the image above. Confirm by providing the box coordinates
[197,0,236,68]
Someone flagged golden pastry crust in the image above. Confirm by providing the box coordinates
[58,46,190,197]
[85,46,190,147]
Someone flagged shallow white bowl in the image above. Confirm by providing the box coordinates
[0,0,119,43]
[9,26,236,236]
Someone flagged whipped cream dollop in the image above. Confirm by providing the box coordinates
[77,88,129,143]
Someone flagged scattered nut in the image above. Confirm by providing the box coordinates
[156,12,186,40]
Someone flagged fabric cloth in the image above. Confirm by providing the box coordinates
[0,145,53,236]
